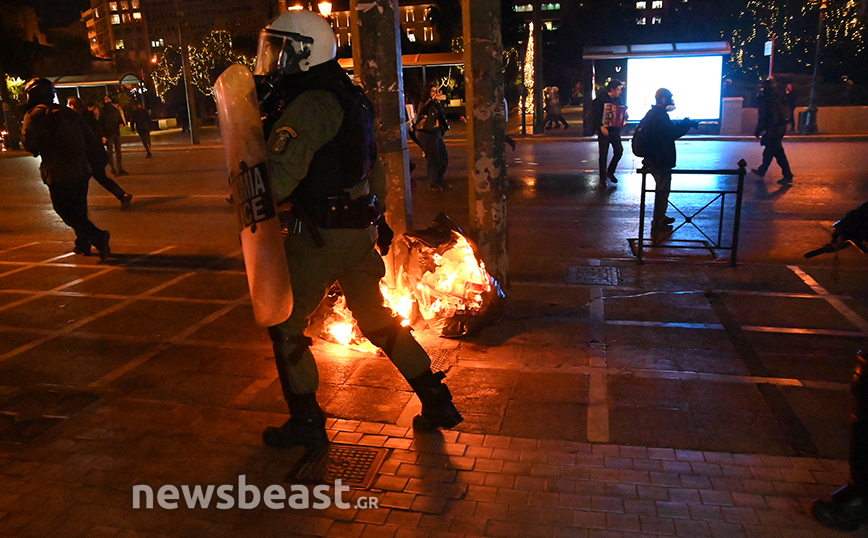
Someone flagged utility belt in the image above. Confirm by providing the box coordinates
[287,193,379,233]
[320,192,380,229]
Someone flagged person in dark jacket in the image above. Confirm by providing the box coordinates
[21,79,111,259]
[129,103,152,158]
[752,78,794,185]
[67,97,132,210]
[253,10,462,449]
[639,88,697,242]
[98,96,128,175]
[593,79,625,185]
[416,83,450,190]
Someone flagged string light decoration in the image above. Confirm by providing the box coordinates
[522,22,534,115]
[729,0,865,77]
[189,31,254,96]
[151,31,254,101]
[151,46,183,100]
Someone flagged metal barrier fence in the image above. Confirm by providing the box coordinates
[636,159,747,266]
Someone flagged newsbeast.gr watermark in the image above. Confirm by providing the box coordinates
[132,475,379,510]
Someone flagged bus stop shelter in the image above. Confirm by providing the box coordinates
[580,41,731,135]
[46,73,144,104]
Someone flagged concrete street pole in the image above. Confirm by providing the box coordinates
[176,0,200,145]
[349,0,412,236]
[803,0,826,135]
[463,0,509,284]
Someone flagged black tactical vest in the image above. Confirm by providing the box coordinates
[290,74,377,225]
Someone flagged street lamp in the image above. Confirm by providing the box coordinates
[317,1,332,18]
[802,0,827,135]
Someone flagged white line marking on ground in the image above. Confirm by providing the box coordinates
[789,265,868,335]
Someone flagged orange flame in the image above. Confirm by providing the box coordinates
[318,230,491,349]
[415,232,491,321]
[321,293,380,354]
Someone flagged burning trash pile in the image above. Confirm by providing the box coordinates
[309,214,505,349]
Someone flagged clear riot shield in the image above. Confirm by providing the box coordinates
[214,64,293,327]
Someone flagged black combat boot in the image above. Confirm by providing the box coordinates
[407,370,463,431]
[812,485,868,531]
[262,393,329,449]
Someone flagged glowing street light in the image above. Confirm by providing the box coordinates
[317,1,332,18]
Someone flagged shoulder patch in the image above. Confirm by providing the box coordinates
[270,126,298,155]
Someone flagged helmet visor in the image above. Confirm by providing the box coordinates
[254,29,313,76]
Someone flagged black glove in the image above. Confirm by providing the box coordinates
[376,216,394,256]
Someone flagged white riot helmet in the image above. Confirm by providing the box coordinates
[254,10,337,77]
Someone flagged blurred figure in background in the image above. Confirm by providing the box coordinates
[98,96,128,175]
[130,103,153,158]
[415,83,450,191]
[67,97,132,210]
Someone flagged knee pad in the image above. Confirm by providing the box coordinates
[268,327,313,367]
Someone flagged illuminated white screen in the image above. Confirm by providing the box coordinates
[625,56,723,121]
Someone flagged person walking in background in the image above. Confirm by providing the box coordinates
[98,96,128,175]
[67,97,132,210]
[593,79,625,185]
[415,83,450,191]
[547,86,569,129]
[639,88,698,243]
[785,83,797,132]
[752,78,794,185]
[129,103,153,158]
[21,78,111,259]
[543,87,554,129]
[494,97,516,151]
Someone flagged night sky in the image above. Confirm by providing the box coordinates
[21,0,92,28]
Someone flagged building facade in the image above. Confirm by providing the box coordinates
[143,0,278,52]
[82,0,151,64]
[82,0,279,69]
[325,1,439,50]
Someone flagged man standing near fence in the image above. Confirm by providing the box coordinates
[639,88,697,243]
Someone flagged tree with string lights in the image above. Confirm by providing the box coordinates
[151,30,253,101]
[729,0,866,80]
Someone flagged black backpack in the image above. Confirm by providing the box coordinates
[632,111,652,157]
[772,95,792,126]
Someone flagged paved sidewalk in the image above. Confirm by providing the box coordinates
[2,131,868,537]
[0,239,862,538]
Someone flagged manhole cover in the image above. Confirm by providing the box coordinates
[564,266,621,286]
[287,444,388,489]
[425,345,460,373]
[0,389,100,444]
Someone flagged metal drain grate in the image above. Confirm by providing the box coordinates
[425,345,460,373]
[564,266,621,286]
[0,389,100,444]
[287,444,388,489]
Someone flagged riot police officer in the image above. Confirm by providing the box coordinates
[253,9,462,449]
